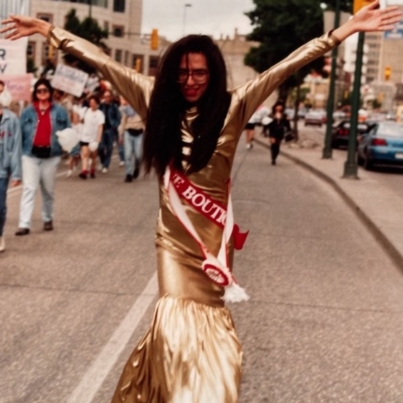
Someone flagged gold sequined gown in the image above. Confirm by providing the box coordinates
[49,27,339,403]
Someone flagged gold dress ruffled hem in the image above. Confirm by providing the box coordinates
[111,295,242,403]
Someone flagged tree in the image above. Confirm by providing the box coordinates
[63,9,109,74]
[244,0,353,138]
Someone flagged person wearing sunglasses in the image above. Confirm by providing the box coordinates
[15,78,71,236]
[1,2,401,401]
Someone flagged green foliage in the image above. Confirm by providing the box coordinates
[323,0,353,13]
[63,9,109,74]
[244,0,351,102]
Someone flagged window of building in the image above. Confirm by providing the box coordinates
[115,49,122,62]
[41,43,57,66]
[36,13,53,24]
[27,41,36,58]
[112,25,124,37]
[148,56,159,76]
[113,0,125,12]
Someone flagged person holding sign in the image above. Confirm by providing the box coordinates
[1,1,401,401]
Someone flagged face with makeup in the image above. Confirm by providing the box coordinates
[177,53,210,104]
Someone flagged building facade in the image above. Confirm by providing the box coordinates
[28,0,166,76]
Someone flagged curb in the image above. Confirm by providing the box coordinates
[254,138,403,271]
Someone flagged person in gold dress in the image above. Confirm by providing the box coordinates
[2,2,400,402]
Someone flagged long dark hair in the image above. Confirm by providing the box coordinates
[143,35,231,177]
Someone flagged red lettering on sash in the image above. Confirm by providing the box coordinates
[170,169,248,249]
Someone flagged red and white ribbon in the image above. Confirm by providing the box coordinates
[164,166,249,303]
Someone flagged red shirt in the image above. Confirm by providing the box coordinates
[33,102,52,147]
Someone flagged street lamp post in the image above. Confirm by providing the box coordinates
[343,31,365,179]
[183,3,192,37]
[322,0,341,159]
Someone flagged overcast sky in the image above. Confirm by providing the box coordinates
[141,0,255,41]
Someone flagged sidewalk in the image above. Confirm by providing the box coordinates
[255,137,403,271]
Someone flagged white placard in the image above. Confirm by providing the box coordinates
[0,38,27,75]
[51,64,89,97]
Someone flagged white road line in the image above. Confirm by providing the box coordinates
[66,273,158,403]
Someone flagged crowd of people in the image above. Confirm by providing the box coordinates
[0,76,145,251]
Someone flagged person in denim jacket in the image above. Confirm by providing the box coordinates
[0,86,21,252]
[15,78,71,236]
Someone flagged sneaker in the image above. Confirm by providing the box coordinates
[44,221,53,231]
[125,174,133,183]
[79,172,87,179]
[98,164,103,172]
[101,167,108,174]
[15,228,30,236]
[0,236,5,252]
[119,161,125,167]
[67,169,73,178]
[133,168,139,179]
[90,172,96,179]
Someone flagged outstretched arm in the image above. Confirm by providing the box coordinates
[0,16,153,118]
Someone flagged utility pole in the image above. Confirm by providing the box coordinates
[343,31,365,179]
[322,0,340,159]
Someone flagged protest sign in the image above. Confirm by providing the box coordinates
[51,64,89,97]
[0,74,33,102]
[0,38,28,75]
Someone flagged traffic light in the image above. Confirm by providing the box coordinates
[135,58,142,73]
[384,66,391,81]
[353,0,374,14]
[151,29,159,50]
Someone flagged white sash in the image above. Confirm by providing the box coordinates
[164,166,249,303]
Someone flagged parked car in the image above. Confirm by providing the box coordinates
[331,120,375,149]
[357,121,403,170]
[285,108,295,120]
[332,110,347,121]
[304,110,324,127]
[298,107,309,119]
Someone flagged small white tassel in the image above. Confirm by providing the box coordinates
[223,283,250,303]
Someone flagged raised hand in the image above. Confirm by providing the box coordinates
[0,14,50,40]
[333,0,402,42]
[354,0,402,32]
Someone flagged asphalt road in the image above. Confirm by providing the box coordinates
[1,137,403,403]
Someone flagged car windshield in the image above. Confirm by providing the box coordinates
[340,122,368,131]
[377,123,403,138]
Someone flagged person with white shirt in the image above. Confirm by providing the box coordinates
[79,95,104,179]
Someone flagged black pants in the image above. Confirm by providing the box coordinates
[270,141,280,163]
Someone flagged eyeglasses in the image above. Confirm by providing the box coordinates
[36,88,50,94]
[177,69,209,84]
